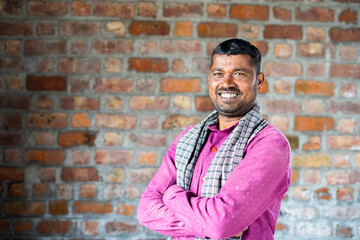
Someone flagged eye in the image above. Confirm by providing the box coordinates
[234,72,245,77]
[213,72,223,77]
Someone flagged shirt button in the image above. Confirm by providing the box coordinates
[202,176,206,181]
[211,147,217,152]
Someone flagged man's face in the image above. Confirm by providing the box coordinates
[208,54,264,118]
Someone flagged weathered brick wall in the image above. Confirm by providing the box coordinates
[0,0,359,239]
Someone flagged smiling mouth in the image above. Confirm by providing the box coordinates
[219,93,238,100]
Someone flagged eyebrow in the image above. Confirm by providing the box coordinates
[210,67,252,73]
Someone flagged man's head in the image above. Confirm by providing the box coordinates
[208,38,264,119]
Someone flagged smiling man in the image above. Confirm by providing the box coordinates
[138,39,291,240]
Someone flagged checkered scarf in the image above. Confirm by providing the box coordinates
[174,102,267,240]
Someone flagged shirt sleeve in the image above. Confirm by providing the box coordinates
[162,130,291,240]
[137,127,202,238]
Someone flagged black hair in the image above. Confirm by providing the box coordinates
[210,38,262,75]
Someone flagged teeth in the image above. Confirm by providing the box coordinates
[221,93,237,98]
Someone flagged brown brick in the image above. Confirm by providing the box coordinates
[263,100,302,114]
[59,58,100,74]
[25,40,66,55]
[241,24,259,39]
[61,168,99,182]
[251,41,269,56]
[293,153,331,168]
[340,47,357,61]
[73,201,112,214]
[27,113,68,128]
[328,101,360,114]
[58,131,97,147]
[327,136,360,150]
[293,187,309,200]
[140,115,158,130]
[198,22,237,38]
[270,116,289,132]
[297,43,326,57]
[129,21,170,36]
[304,170,321,184]
[8,183,26,198]
[36,21,55,36]
[25,149,65,165]
[339,9,357,23]
[329,27,360,42]
[104,58,122,73]
[37,58,55,73]
[5,201,45,215]
[160,78,201,92]
[117,203,136,216]
[49,201,68,215]
[37,220,72,235]
[0,22,32,36]
[3,149,21,163]
[72,113,92,128]
[273,7,291,21]
[291,168,299,184]
[264,25,302,39]
[106,221,137,234]
[130,133,167,147]
[330,64,360,78]
[276,223,288,231]
[315,187,331,200]
[130,96,169,110]
[195,97,215,112]
[208,4,226,19]
[38,167,56,182]
[138,2,156,18]
[326,170,360,185]
[26,75,67,91]
[163,3,203,17]
[295,80,334,96]
[334,154,351,168]
[5,0,23,15]
[92,39,133,54]
[307,63,325,76]
[162,115,201,129]
[129,58,168,73]
[230,5,268,20]
[130,168,157,183]
[285,135,299,150]
[35,95,54,110]
[274,80,291,94]
[295,116,334,132]
[80,184,96,198]
[27,1,67,16]
[106,168,125,183]
[307,27,325,41]
[193,58,209,73]
[264,62,302,76]
[73,150,90,165]
[83,221,99,236]
[0,168,24,182]
[303,136,321,150]
[5,39,21,54]
[71,78,89,92]
[337,119,355,133]
[94,2,134,17]
[296,7,334,22]
[160,40,201,54]
[5,75,23,90]
[105,96,124,110]
[337,188,353,202]
[0,95,28,110]
[105,21,126,36]
[138,151,157,165]
[59,22,100,36]
[14,221,33,234]
[172,59,188,73]
[96,114,136,129]
[4,113,22,128]
[94,78,133,93]
[60,97,99,110]
[94,150,133,165]
[56,185,72,199]
[336,225,353,238]
[0,131,23,146]
[0,57,24,71]
[72,1,90,16]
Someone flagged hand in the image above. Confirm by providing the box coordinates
[235,227,248,237]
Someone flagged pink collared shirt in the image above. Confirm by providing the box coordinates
[138,123,291,240]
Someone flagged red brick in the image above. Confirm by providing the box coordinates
[172,59,188,73]
[26,75,67,91]
[198,22,237,38]
[160,40,201,54]
[337,119,355,133]
[295,116,334,132]
[37,220,72,234]
[56,185,72,199]
[0,95,28,110]
[94,78,133,93]
[303,136,321,150]
[291,169,299,184]
[5,75,23,90]
[33,183,51,197]
[72,113,92,128]
[35,95,54,110]
[339,9,357,23]
[71,78,89,92]
[139,41,157,55]
[38,167,56,182]
[59,58,100,74]
[72,1,90,16]
[327,136,360,150]
[94,2,134,17]
[0,167,24,182]
[328,101,360,114]
[60,96,99,110]
[106,168,125,183]
[138,2,156,18]
[5,0,23,15]
[276,223,288,231]
[251,41,269,56]
[73,201,112,214]
[336,225,353,238]
[315,188,331,200]
[58,131,97,147]
[337,188,353,202]
[274,81,291,94]
[80,184,96,198]
[106,96,124,110]
[329,27,360,42]
[125,185,141,199]
[4,113,22,128]
[129,58,168,73]
[5,39,21,54]
[36,21,55,36]
[104,58,122,73]
[273,7,291,21]
[105,221,137,234]
[130,96,169,110]
[5,201,45,215]
[270,116,288,132]
[130,168,157,183]
[0,57,24,71]
[25,40,66,55]
[3,149,21,163]
[340,46,357,61]
[264,62,302,76]
[93,39,133,54]
[195,97,215,112]
[129,21,170,36]
[163,3,203,17]
[94,150,133,165]
[293,187,309,200]
[297,43,326,57]
[140,116,158,130]
[83,221,99,236]
[230,5,268,20]
[160,78,201,92]
[37,58,55,73]
[295,80,334,96]
[138,151,157,165]
[61,168,99,182]
[304,170,321,184]
[8,183,26,198]
[105,22,125,36]
[117,203,136,216]
[0,131,23,146]
[25,149,65,165]
[193,58,209,73]
[264,25,302,39]
[73,150,90,165]
[326,170,360,184]
[339,83,357,98]
[330,64,360,78]
[306,27,325,41]
[334,154,351,168]
[162,115,201,129]
[49,200,68,215]
[96,114,136,129]
[307,62,325,76]
[263,100,302,114]
[27,113,68,128]
[130,133,167,147]
[241,24,259,38]
[0,22,32,36]
[14,221,33,234]
[208,4,226,19]
[296,7,334,22]
[27,1,67,16]
[60,22,100,36]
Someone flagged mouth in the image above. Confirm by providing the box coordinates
[219,92,238,100]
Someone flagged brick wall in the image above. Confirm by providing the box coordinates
[0,0,359,239]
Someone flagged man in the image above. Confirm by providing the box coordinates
[138,38,291,240]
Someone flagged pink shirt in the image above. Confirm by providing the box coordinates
[138,123,291,240]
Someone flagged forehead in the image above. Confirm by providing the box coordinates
[211,54,254,70]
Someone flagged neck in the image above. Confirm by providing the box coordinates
[218,115,242,130]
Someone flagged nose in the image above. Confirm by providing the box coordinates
[222,73,235,88]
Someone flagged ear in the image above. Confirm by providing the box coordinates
[256,73,265,91]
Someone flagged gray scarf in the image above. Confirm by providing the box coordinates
[174,102,267,240]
